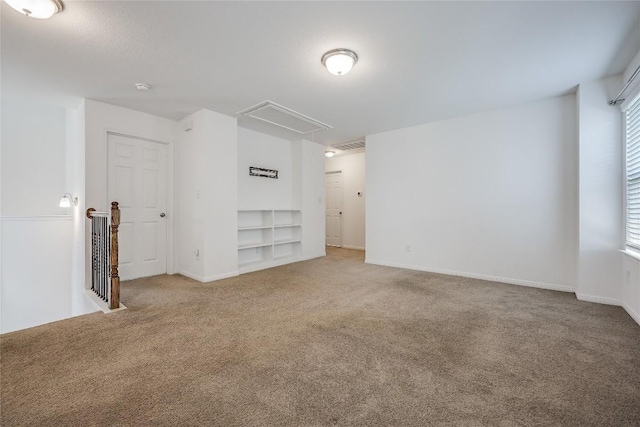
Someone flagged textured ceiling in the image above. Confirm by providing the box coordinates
[2,1,639,145]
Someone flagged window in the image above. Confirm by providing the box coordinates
[625,93,640,250]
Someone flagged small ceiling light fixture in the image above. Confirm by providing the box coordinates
[135,83,151,91]
[321,48,358,76]
[4,0,62,19]
[325,151,336,158]
[59,193,78,208]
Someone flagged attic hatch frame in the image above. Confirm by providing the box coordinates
[236,100,333,134]
[331,139,366,151]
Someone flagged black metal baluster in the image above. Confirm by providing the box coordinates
[98,218,101,296]
[89,213,114,302]
[104,216,108,301]
[106,215,111,304]
[101,217,106,300]
[92,218,97,294]
[97,217,101,299]
[96,217,100,298]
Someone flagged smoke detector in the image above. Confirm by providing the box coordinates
[135,83,151,91]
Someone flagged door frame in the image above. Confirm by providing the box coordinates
[104,130,175,275]
[325,170,343,247]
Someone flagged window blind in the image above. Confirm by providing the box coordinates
[626,95,640,249]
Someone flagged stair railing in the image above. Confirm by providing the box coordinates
[86,202,120,309]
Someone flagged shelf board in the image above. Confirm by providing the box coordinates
[238,225,272,231]
[273,224,302,228]
[273,239,301,246]
[273,254,302,261]
[238,242,273,250]
[238,260,278,273]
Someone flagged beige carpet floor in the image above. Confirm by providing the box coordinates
[2,248,640,426]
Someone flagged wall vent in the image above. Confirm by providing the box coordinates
[236,100,332,134]
[331,139,366,151]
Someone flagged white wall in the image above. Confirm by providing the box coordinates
[177,109,238,282]
[202,111,238,281]
[366,95,578,291]
[84,100,177,286]
[325,152,366,250]
[238,127,293,210]
[576,76,624,303]
[1,219,73,332]
[177,113,205,280]
[294,139,326,260]
[1,96,79,332]
[2,97,67,216]
[622,253,640,325]
[66,101,93,316]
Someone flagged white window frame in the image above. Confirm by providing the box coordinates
[622,83,640,252]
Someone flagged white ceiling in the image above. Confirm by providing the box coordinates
[2,1,639,146]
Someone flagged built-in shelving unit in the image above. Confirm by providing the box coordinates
[238,210,302,273]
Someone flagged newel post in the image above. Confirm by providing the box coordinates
[110,202,121,309]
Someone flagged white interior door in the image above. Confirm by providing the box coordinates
[108,133,167,280]
[325,171,342,247]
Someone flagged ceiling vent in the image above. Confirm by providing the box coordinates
[236,100,332,134]
[331,139,366,151]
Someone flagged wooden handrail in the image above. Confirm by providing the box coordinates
[110,202,120,310]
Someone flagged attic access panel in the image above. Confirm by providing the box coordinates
[237,100,332,134]
[331,139,366,151]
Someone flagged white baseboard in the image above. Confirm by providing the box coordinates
[203,271,239,282]
[364,259,575,293]
[238,254,325,275]
[84,290,127,314]
[178,270,238,283]
[577,295,640,327]
[575,293,621,306]
[342,245,365,251]
[364,259,640,328]
[622,302,640,326]
[301,252,326,261]
[178,270,205,282]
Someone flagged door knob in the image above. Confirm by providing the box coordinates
[160,213,166,218]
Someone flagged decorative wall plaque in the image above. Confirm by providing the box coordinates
[249,166,278,179]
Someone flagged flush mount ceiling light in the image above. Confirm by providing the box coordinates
[4,0,62,19]
[321,48,358,76]
[325,151,336,158]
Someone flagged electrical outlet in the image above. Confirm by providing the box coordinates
[405,245,411,253]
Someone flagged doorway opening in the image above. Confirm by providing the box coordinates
[325,171,343,247]
[324,149,366,253]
